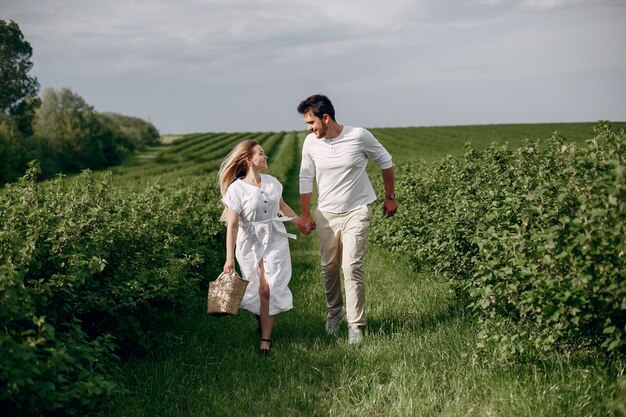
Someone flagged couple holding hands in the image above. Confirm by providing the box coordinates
[218,94,397,355]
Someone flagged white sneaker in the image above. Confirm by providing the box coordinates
[325,307,345,335]
[348,325,363,345]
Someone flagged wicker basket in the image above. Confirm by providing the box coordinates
[207,271,249,316]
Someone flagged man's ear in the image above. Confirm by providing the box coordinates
[322,114,330,123]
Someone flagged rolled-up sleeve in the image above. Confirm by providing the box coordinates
[362,129,393,169]
[222,185,242,213]
[299,141,315,194]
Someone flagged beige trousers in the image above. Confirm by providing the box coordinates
[315,204,372,327]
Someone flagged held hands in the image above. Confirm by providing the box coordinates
[297,213,316,235]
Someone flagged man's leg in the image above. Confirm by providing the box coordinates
[315,209,343,318]
[341,205,372,328]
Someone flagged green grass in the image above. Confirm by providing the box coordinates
[110,124,625,416]
[113,237,622,416]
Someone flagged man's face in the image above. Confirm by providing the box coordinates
[303,111,327,139]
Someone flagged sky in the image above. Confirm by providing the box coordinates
[2,0,625,134]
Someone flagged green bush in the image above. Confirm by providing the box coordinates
[371,122,625,357]
[0,262,120,415]
[0,164,225,414]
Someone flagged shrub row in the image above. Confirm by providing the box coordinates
[156,132,247,164]
[264,132,301,185]
[0,164,225,415]
[370,122,625,358]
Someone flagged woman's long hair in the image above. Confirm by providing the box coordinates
[217,140,259,221]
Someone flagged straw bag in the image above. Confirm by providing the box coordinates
[207,270,249,316]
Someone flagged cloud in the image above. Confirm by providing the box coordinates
[520,0,584,10]
[2,0,625,133]
[478,0,507,5]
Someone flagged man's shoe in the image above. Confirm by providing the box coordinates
[325,307,345,335]
[348,325,363,345]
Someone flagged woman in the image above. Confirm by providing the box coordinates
[218,140,301,356]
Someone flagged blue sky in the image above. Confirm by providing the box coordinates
[2,0,625,134]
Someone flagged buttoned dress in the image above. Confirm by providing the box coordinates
[222,174,294,315]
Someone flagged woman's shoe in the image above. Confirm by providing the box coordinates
[259,338,271,356]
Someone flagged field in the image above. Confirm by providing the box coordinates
[113,122,624,416]
[113,122,610,181]
[2,121,625,416]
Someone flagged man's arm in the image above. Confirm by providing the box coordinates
[299,192,315,235]
[299,139,316,235]
[381,167,397,218]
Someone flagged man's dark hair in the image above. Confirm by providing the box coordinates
[297,94,336,121]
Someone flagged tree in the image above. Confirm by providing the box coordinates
[0,20,40,135]
[0,118,26,184]
[100,112,160,150]
[34,88,104,171]
[33,88,129,174]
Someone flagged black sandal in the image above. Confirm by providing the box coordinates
[259,338,271,356]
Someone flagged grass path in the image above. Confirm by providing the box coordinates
[114,139,622,417]
[115,238,618,416]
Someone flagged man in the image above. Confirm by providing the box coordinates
[297,94,397,344]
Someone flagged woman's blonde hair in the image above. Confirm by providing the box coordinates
[217,140,259,221]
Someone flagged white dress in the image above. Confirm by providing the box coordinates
[222,174,295,315]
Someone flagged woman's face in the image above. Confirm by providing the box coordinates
[248,145,268,170]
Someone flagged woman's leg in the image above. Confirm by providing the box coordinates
[258,260,274,350]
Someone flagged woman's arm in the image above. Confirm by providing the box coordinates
[279,198,302,229]
[223,207,240,273]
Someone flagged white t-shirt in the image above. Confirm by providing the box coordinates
[299,125,393,213]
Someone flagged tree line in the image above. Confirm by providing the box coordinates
[0,20,160,185]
